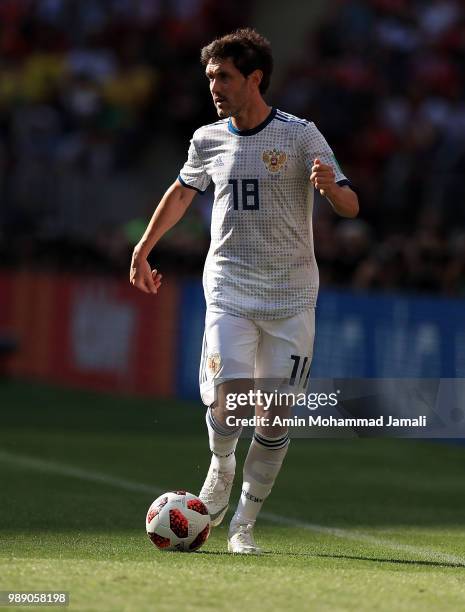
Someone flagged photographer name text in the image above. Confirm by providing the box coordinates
[226,415,427,428]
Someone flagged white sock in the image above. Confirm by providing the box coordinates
[231,431,290,526]
[206,407,241,472]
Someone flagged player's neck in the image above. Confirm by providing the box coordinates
[230,99,272,132]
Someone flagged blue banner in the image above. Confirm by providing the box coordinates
[176,279,206,399]
[312,291,465,378]
[176,283,465,400]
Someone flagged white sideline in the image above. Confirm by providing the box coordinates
[0,449,163,496]
[260,512,465,566]
[1,449,464,567]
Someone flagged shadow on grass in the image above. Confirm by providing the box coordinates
[313,552,465,569]
[195,549,465,569]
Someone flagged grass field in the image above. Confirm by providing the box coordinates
[1,380,465,611]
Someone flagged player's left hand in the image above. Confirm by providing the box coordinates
[310,158,336,197]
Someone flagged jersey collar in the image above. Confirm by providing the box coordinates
[228,107,277,136]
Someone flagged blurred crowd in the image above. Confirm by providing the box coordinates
[0,0,464,296]
[278,0,465,295]
[0,0,247,272]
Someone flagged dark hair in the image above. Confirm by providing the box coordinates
[200,28,273,94]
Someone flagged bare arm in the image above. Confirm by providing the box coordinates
[130,179,197,294]
[310,158,359,218]
[324,184,359,218]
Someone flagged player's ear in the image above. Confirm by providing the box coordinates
[249,69,263,91]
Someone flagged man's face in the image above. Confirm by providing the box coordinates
[205,58,251,117]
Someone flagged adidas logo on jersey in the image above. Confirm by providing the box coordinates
[213,156,224,167]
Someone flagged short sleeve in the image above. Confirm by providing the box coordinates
[178,136,211,194]
[297,123,349,186]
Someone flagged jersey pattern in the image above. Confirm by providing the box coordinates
[179,107,349,320]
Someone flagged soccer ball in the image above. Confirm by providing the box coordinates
[146,490,211,552]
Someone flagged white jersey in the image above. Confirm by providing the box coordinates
[179,107,349,320]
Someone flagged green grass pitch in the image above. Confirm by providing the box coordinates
[1,380,465,611]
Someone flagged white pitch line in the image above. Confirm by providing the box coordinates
[260,512,465,567]
[1,449,465,567]
[0,450,162,497]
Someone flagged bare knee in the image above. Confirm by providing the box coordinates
[211,379,253,429]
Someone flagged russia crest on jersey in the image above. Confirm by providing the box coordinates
[262,148,287,173]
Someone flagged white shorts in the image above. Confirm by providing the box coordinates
[199,307,315,406]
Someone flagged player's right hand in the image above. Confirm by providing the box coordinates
[130,253,162,294]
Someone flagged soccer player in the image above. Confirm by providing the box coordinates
[130,28,359,554]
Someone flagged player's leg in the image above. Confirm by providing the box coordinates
[198,309,259,526]
[201,378,253,526]
[228,308,315,553]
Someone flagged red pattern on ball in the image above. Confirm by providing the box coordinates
[169,508,189,538]
[146,508,158,523]
[157,496,168,510]
[148,532,171,549]
[187,499,209,515]
[147,496,168,524]
[189,524,210,551]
